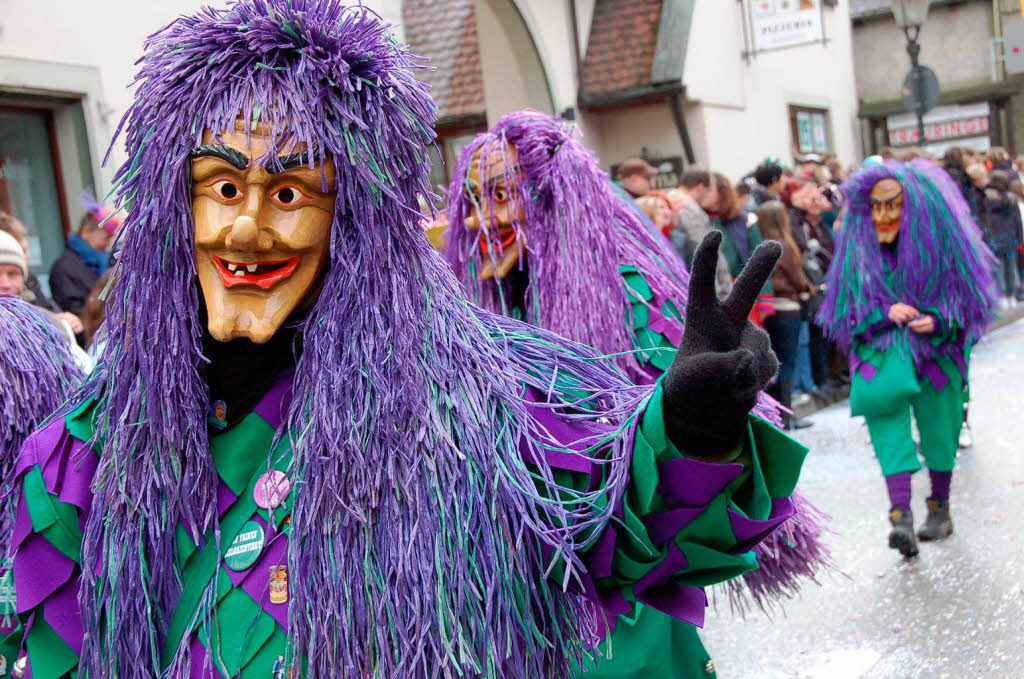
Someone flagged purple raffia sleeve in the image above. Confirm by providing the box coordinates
[9,415,95,672]
[523,380,811,637]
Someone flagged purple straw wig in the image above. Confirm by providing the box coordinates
[444,109,691,383]
[443,109,783,428]
[817,159,996,363]
[0,296,83,537]
[76,2,648,677]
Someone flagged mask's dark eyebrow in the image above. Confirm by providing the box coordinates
[190,144,249,171]
[482,167,522,189]
[266,151,317,174]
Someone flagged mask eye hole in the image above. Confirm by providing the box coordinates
[493,188,509,203]
[270,184,310,208]
[208,179,244,202]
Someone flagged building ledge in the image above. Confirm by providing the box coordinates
[851,0,981,22]
[579,82,683,112]
[858,79,1021,118]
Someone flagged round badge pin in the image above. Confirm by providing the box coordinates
[254,470,291,510]
[224,520,266,571]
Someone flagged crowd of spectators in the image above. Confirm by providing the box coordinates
[0,201,120,367]
[621,143,1024,429]
[619,153,852,429]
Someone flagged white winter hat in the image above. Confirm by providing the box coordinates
[0,230,27,277]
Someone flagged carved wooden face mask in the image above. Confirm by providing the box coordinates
[870,178,903,244]
[462,143,526,280]
[191,123,336,343]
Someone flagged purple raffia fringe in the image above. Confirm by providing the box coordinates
[0,295,83,540]
[817,159,997,363]
[443,111,826,607]
[444,109,691,384]
[73,2,650,677]
[715,489,839,616]
[443,109,781,425]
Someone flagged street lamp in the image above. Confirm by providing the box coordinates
[892,0,932,144]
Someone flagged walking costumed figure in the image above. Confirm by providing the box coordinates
[8,2,809,677]
[0,295,84,671]
[443,109,832,678]
[818,159,996,558]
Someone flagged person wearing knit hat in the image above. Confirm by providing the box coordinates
[0,212,64,313]
[0,230,27,297]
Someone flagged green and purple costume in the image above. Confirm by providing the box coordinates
[10,358,807,677]
[444,110,825,678]
[819,160,996,505]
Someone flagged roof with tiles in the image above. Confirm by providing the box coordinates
[402,0,486,125]
[580,0,663,99]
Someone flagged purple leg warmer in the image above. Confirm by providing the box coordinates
[928,469,952,502]
[885,472,913,510]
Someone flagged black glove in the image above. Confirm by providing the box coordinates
[663,231,782,459]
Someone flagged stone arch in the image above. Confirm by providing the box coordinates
[472,0,556,121]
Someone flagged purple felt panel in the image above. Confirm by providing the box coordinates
[655,457,743,508]
[727,497,796,554]
[918,359,950,392]
[643,506,709,547]
[43,581,84,655]
[252,370,295,432]
[14,534,75,613]
[637,582,707,628]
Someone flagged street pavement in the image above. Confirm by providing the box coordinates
[702,317,1024,678]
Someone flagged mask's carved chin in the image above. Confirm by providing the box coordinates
[208,310,276,344]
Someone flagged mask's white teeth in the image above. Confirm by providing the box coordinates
[247,263,258,273]
[226,262,238,273]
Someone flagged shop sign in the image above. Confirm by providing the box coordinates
[750,0,824,52]
[886,102,991,147]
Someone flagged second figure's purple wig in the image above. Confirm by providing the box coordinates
[818,159,996,362]
[74,2,646,677]
[0,296,83,537]
[444,109,690,383]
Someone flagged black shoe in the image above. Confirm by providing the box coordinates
[917,498,954,541]
[888,506,919,557]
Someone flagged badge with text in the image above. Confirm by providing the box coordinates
[0,570,15,616]
[224,520,265,571]
[254,470,291,510]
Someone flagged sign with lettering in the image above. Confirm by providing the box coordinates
[886,102,991,148]
[750,0,824,52]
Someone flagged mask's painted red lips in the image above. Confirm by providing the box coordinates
[213,256,300,289]
[479,227,517,255]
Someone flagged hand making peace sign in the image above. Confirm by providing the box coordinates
[662,231,784,458]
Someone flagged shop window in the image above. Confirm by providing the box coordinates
[0,107,70,289]
[789,105,830,155]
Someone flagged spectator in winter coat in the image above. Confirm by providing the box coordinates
[983,170,1023,306]
[0,229,91,370]
[0,211,62,314]
[757,201,815,430]
[749,159,785,207]
[49,209,116,315]
[668,170,732,297]
[709,172,763,276]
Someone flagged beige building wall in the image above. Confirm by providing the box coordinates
[0,0,402,187]
[683,0,860,178]
[852,1,993,101]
